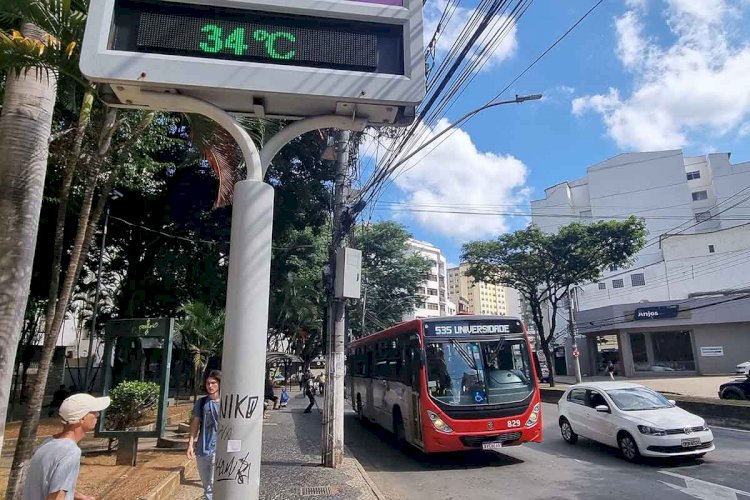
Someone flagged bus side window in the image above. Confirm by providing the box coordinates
[366,345,374,377]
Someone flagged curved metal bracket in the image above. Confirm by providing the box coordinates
[260,115,367,174]
[137,90,264,181]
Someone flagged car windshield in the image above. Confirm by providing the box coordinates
[425,338,534,406]
[605,387,673,411]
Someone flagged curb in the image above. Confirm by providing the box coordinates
[346,446,386,500]
[139,457,196,500]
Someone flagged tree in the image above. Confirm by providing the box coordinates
[176,301,225,401]
[461,217,647,386]
[349,221,432,338]
[0,21,59,461]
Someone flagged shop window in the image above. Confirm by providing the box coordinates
[650,331,695,371]
[612,279,624,289]
[598,282,606,290]
[630,333,648,370]
[692,190,708,201]
[631,273,646,286]
[686,170,701,180]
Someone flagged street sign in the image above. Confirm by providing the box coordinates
[80,0,425,124]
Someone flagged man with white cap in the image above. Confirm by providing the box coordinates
[23,393,110,500]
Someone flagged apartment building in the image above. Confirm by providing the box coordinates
[404,239,456,319]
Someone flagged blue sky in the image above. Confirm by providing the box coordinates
[359,0,750,265]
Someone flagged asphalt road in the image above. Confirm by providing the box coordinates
[344,403,750,500]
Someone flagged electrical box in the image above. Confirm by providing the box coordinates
[334,247,362,299]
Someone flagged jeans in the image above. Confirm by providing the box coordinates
[304,390,315,413]
[196,453,215,500]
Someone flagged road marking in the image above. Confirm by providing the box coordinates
[711,426,750,434]
[658,470,750,500]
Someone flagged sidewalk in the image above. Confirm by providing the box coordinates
[177,389,382,500]
[550,374,739,398]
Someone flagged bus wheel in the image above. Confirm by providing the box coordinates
[393,409,406,447]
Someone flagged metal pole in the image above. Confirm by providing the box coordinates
[322,130,349,468]
[569,288,582,384]
[84,203,109,391]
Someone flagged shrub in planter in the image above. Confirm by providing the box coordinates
[106,381,161,430]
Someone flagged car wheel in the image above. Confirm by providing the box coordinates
[721,389,745,400]
[618,432,641,462]
[560,418,578,444]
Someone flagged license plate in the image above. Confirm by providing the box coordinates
[482,442,503,450]
[681,438,701,447]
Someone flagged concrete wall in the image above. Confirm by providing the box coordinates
[693,323,750,374]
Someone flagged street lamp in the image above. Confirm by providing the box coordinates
[83,189,123,390]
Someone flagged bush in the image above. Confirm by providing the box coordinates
[106,381,161,430]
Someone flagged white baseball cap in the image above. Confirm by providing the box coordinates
[59,394,111,423]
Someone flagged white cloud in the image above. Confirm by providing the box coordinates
[572,0,750,150]
[364,120,529,239]
[424,0,518,72]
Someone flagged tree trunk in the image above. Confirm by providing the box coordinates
[5,109,118,499]
[539,339,555,388]
[0,22,58,489]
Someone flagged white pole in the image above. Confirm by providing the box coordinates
[213,180,274,499]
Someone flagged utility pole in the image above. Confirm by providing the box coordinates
[322,130,350,468]
[568,288,583,383]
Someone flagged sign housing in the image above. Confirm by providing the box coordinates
[80,0,425,124]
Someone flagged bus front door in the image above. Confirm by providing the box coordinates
[407,335,424,447]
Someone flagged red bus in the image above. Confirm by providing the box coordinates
[346,315,543,453]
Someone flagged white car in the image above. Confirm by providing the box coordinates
[737,361,750,375]
[558,382,714,462]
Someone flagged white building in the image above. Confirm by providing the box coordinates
[531,150,750,376]
[447,263,523,317]
[531,150,750,311]
[404,239,456,319]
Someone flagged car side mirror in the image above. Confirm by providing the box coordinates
[668,399,676,406]
[595,404,610,413]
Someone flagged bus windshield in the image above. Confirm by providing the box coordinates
[425,338,534,406]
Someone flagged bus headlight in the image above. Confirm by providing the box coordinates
[427,410,454,433]
[525,403,540,428]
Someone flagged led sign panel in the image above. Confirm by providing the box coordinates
[80,0,425,123]
[113,1,403,74]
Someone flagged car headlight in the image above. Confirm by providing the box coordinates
[427,410,454,433]
[637,425,667,436]
[701,422,709,432]
[525,403,541,428]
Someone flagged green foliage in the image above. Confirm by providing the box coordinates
[176,301,225,396]
[106,380,160,430]
[349,221,432,338]
[461,217,647,383]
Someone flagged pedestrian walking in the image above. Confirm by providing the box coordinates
[606,360,615,380]
[23,392,110,500]
[187,370,221,500]
[303,371,316,414]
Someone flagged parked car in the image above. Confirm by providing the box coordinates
[719,375,750,400]
[736,361,750,376]
[558,382,714,462]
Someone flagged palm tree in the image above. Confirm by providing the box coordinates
[176,301,226,401]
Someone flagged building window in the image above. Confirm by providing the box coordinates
[427,303,439,310]
[686,171,701,180]
[708,244,715,253]
[598,282,606,290]
[612,279,624,289]
[609,265,617,272]
[631,273,646,286]
[692,190,708,201]
[427,288,438,296]
[695,211,711,222]
[428,274,438,281]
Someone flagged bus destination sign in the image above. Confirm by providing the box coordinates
[113,0,404,74]
[425,321,523,336]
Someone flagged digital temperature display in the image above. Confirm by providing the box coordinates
[112,0,404,74]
